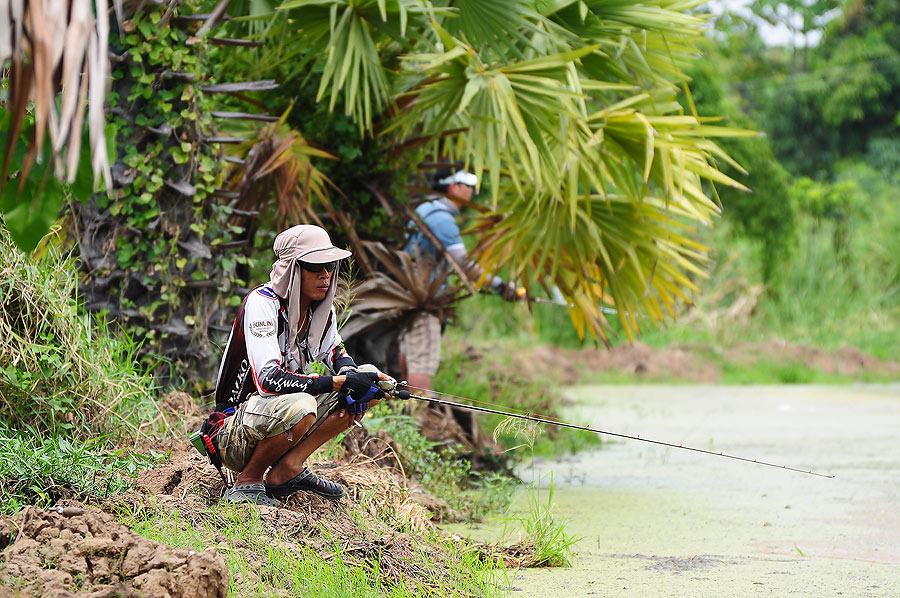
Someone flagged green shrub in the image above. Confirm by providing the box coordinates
[0,225,157,437]
[365,409,517,520]
[435,323,600,457]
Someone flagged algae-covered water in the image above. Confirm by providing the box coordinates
[450,384,900,597]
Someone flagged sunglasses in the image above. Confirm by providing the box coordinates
[298,260,337,273]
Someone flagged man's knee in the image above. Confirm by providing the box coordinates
[278,392,318,424]
[292,411,316,434]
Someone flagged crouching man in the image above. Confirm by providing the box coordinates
[205,224,392,506]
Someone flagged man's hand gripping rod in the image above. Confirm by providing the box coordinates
[381,380,834,479]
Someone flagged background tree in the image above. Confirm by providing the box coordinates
[738,0,900,177]
[683,53,795,286]
[215,0,749,344]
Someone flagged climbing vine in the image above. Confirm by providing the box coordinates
[76,2,256,386]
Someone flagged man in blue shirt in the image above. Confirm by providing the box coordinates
[401,169,522,398]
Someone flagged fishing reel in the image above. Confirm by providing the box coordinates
[376,377,411,400]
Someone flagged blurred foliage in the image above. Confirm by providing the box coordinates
[579,0,900,370]
[683,55,795,284]
[733,0,900,176]
[0,112,95,252]
[0,0,112,242]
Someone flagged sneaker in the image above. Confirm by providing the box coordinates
[266,466,345,500]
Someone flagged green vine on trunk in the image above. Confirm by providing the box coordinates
[76,1,252,387]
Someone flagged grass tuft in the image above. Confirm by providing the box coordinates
[504,479,580,568]
[0,424,164,515]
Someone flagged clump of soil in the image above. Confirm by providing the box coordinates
[0,505,227,598]
[122,433,436,532]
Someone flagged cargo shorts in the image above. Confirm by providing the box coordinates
[216,365,379,473]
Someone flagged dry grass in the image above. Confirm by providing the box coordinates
[1,0,113,187]
[0,227,157,437]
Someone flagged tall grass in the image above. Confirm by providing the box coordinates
[0,224,158,437]
[637,201,900,360]
[585,161,900,366]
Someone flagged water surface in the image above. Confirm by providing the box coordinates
[451,384,900,597]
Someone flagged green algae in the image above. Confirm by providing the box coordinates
[448,384,900,597]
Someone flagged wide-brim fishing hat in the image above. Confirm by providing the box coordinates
[274,225,352,263]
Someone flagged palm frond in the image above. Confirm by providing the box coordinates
[223,114,336,228]
[1,0,113,189]
[267,0,752,343]
[341,241,465,339]
[276,0,436,130]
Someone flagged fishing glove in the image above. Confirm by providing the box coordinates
[340,371,383,415]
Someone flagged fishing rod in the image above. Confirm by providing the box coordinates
[531,296,617,315]
[383,383,834,479]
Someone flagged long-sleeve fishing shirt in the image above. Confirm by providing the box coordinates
[403,196,507,291]
[213,285,356,412]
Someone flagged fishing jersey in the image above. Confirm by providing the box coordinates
[213,285,356,412]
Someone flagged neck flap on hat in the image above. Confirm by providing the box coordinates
[269,225,342,368]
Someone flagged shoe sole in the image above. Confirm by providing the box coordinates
[267,485,344,500]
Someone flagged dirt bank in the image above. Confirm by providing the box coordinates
[0,506,228,598]
[518,341,900,383]
[114,428,507,591]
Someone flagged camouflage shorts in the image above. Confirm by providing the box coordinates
[217,390,340,473]
[215,364,381,473]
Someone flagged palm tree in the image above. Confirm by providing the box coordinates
[242,0,752,342]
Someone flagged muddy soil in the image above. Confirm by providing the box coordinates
[521,341,900,382]
[0,422,488,597]
[0,506,227,598]
[450,384,900,597]
[110,427,477,592]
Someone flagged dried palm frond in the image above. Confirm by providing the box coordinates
[223,111,334,229]
[340,241,465,339]
[1,0,115,188]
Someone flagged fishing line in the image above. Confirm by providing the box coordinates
[403,384,568,421]
[391,387,834,478]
